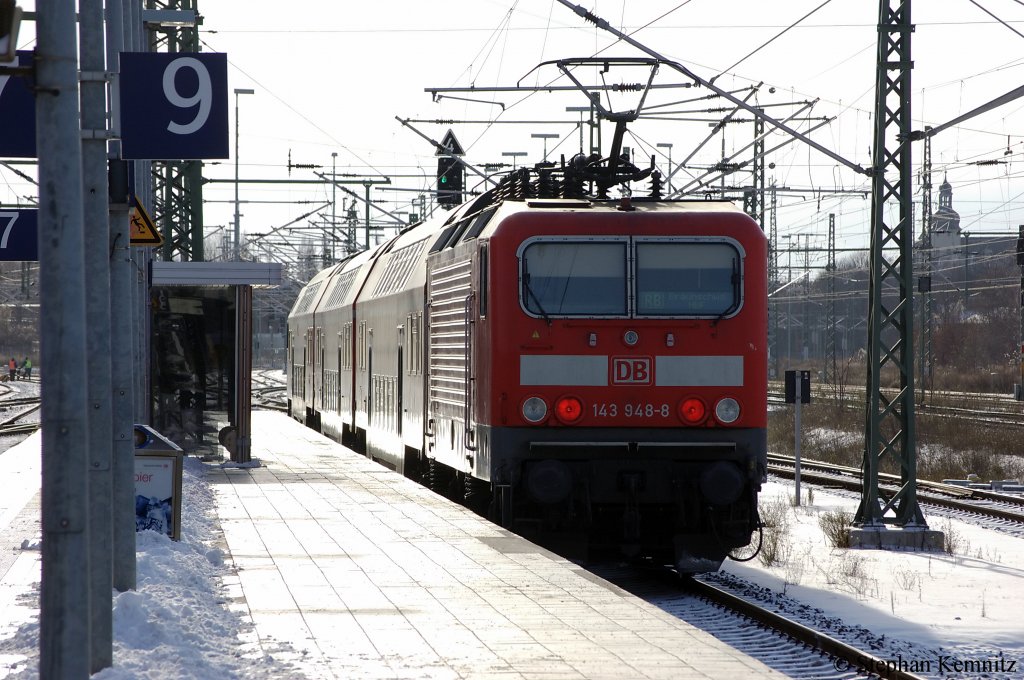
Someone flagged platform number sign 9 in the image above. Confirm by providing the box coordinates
[119,52,229,160]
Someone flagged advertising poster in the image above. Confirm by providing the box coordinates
[134,453,182,540]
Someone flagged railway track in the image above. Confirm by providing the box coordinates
[252,370,288,411]
[0,395,41,437]
[767,453,1024,531]
[591,563,926,680]
[768,384,1024,429]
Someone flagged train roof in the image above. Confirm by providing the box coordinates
[430,196,754,250]
[287,194,758,320]
[287,261,341,323]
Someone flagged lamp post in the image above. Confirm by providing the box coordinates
[531,133,559,162]
[501,151,527,170]
[331,151,337,262]
[233,87,254,261]
[782,234,794,364]
[656,142,674,194]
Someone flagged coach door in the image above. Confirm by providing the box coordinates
[367,331,373,427]
[305,327,314,401]
[316,327,324,410]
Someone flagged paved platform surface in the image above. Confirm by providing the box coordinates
[211,411,784,679]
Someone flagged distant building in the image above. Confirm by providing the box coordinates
[928,175,961,257]
[918,176,1015,321]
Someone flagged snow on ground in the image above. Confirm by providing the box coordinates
[0,436,304,679]
[721,479,1024,677]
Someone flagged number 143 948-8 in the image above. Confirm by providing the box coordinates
[592,402,671,418]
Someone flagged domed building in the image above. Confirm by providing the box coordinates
[929,175,961,256]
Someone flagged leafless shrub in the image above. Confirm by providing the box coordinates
[758,524,790,567]
[757,496,791,567]
[818,509,853,548]
[942,518,970,556]
[815,553,875,596]
[894,566,918,591]
[759,495,790,531]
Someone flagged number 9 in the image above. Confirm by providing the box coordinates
[163,57,211,135]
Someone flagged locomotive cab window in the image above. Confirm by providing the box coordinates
[520,240,627,316]
[635,241,740,317]
[519,237,743,319]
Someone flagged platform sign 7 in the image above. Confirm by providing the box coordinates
[119,52,229,160]
[0,210,38,262]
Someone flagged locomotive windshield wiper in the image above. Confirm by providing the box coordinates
[710,259,741,327]
[521,262,553,326]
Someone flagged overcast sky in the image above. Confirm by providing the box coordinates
[5,1,1024,265]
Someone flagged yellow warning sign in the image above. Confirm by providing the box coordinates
[130,196,163,247]
[531,331,540,339]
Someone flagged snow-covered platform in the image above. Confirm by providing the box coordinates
[212,411,784,680]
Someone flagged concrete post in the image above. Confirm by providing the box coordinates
[79,0,114,670]
[106,0,137,594]
[35,0,92,675]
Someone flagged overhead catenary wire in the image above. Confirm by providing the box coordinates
[182,2,1024,273]
[709,0,835,85]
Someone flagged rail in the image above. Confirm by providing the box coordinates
[767,453,1024,525]
[685,576,928,680]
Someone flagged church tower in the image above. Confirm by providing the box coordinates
[929,175,961,256]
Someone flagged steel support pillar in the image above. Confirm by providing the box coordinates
[855,0,926,528]
[768,185,779,378]
[919,128,933,402]
[826,213,837,385]
[742,109,766,230]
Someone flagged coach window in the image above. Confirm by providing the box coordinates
[412,313,422,374]
[342,323,351,370]
[520,240,627,316]
[358,322,366,371]
[635,241,740,316]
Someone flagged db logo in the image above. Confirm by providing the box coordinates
[612,357,652,385]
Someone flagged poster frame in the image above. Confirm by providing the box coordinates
[134,448,183,541]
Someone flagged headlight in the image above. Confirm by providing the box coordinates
[715,397,741,424]
[522,396,548,423]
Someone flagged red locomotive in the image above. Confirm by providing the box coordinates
[288,161,767,572]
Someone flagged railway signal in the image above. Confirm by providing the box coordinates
[436,156,463,207]
[785,370,810,506]
[436,129,465,207]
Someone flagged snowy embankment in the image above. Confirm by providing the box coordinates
[720,479,1024,679]
[0,449,304,679]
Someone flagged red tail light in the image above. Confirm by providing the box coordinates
[555,396,584,424]
[678,397,707,424]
